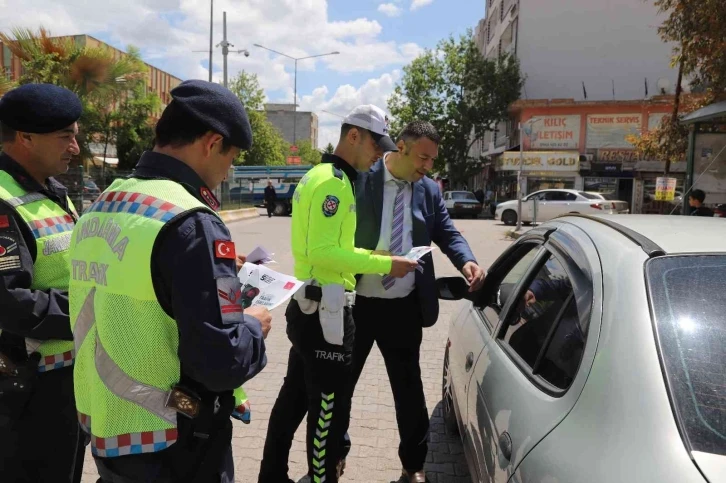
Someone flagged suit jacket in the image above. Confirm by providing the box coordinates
[355,159,476,327]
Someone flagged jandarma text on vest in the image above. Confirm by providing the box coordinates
[73,216,130,261]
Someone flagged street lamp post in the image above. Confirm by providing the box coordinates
[516,118,541,232]
[253,44,339,146]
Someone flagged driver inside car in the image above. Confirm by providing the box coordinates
[499,277,585,388]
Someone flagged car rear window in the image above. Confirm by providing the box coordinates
[578,192,600,200]
[452,192,477,200]
[647,255,726,456]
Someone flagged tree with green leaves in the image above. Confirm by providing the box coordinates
[296,140,322,165]
[115,83,161,170]
[628,0,726,173]
[324,143,334,154]
[228,72,288,166]
[388,31,523,184]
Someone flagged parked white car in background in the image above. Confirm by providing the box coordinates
[495,189,623,226]
[585,192,630,214]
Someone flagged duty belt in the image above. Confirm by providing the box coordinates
[303,285,356,307]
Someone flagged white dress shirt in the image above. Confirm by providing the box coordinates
[356,154,415,299]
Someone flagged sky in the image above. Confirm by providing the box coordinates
[0,0,486,150]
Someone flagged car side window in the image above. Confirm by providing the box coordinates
[529,193,546,201]
[477,244,542,332]
[565,193,578,201]
[498,253,588,390]
[545,191,567,201]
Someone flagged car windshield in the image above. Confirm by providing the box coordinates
[452,192,477,200]
[647,255,726,456]
[578,191,600,200]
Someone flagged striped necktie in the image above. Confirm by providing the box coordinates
[382,180,407,290]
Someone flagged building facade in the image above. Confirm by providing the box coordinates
[477,0,676,100]
[485,97,682,214]
[468,0,687,213]
[263,103,319,149]
[470,0,679,160]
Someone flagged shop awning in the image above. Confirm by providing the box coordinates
[681,101,726,125]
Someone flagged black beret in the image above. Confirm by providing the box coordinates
[0,83,82,134]
[170,80,253,150]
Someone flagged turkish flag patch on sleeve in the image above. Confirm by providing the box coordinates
[214,240,237,260]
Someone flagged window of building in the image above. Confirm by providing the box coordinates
[498,253,588,390]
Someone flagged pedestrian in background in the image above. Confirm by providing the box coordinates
[69,80,271,483]
[689,189,714,217]
[0,84,86,483]
[265,181,277,218]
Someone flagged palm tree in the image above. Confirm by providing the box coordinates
[0,27,151,162]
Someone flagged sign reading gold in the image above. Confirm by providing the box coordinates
[499,152,580,172]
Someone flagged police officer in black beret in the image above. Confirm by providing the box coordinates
[0,84,86,482]
[67,79,272,482]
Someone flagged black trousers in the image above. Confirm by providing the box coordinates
[266,201,275,217]
[0,365,85,483]
[349,293,429,472]
[258,300,354,483]
[94,395,235,483]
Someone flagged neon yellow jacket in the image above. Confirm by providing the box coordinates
[291,159,391,289]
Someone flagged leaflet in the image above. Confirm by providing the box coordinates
[404,246,436,261]
[245,245,276,265]
[237,262,303,310]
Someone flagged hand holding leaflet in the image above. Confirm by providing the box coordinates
[237,263,303,310]
[403,246,436,273]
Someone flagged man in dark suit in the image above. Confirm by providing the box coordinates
[351,121,485,483]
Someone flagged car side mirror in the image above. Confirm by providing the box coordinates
[436,277,471,301]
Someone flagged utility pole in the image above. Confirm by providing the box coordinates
[252,44,339,149]
[517,122,524,232]
[293,59,298,145]
[516,118,541,232]
[216,12,249,88]
[222,11,229,88]
[208,0,213,82]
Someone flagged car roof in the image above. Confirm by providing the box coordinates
[561,214,726,254]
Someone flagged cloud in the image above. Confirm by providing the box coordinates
[378,3,402,17]
[297,70,401,149]
[411,0,434,11]
[0,0,420,83]
[0,1,416,150]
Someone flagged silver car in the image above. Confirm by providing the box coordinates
[438,215,726,483]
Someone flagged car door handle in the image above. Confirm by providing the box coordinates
[498,432,513,462]
[465,352,474,372]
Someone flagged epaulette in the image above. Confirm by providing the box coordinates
[332,165,344,180]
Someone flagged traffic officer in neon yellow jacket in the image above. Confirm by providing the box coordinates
[258,105,419,483]
[68,80,271,483]
[0,84,86,482]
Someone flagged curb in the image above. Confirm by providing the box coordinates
[219,208,260,224]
